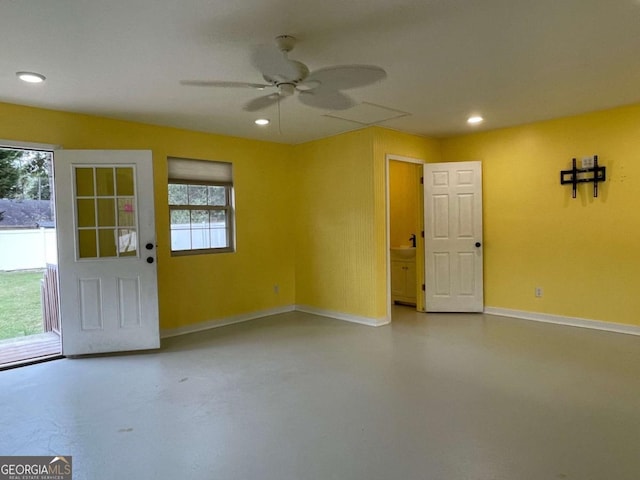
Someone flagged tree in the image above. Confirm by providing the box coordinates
[0,149,21,199]
[22,152,52,200]
[168,183,227,224]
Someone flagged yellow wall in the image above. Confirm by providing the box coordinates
[1,102,440,327]
[441,104,640,326]
[6,98,635,330]
[389,161,421,248]
[292,129,379,318]
[0,102,295,330]
[291,127,440,321]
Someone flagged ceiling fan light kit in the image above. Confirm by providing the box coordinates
[278,83,295,97]
[181,35,387,113]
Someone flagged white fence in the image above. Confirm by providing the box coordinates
[0,228,57,271]
[1,223,227,269]
[171,222,227,250]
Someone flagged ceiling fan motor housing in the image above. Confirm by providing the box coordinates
[263,60,310,87]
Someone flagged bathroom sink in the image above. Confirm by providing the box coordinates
[390,246,416,259]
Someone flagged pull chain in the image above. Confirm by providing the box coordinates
[277,96,282,136]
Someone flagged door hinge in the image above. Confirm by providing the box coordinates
[422,284,426,291]
[421,231,424,238]
[420,176,424,184]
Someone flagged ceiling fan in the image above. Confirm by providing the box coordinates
[180,35,387,112]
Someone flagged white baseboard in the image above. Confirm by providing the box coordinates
[163,304,638,340]
[295,305,390,327]
[160,305,296,339]
[161,304,389,339]
[484,307,640,337]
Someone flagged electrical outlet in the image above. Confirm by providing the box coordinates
[273,284,279,294]
[581,156,595,169]
[535,287,543,298]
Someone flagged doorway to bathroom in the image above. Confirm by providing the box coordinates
[386,156,485,318]
[386,155,425,317]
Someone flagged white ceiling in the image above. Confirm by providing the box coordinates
[2,0,640,144]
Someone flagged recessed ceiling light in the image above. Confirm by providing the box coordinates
[255,119,270,126]
[467,115,484,125]
[16,71,46,83]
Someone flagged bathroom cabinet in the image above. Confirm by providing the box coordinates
[391,259,416,305]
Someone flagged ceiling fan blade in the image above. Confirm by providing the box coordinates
[305,65,387,91]
[243,93,281,112]
[251,45,308,82]
[180,80,271,89]
[298,90,357,110]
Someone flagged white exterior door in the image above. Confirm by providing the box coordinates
[423,161,483,312]
[54,150,159,355]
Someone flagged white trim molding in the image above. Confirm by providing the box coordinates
[296,305,390,327]
[484,307,640,337]
[161,304,391,340]
[0,139,60,151]
[161,305,295,338]
[385,153,425,165]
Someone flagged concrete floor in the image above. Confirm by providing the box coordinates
[1,306,639,479]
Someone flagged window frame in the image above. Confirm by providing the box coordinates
[168,176,235,256]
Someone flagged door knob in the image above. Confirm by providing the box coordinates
[475,242,482,248]
[146,257,154,264]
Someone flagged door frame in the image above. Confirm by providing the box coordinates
[385,154,427,322]
[0,139,61,152]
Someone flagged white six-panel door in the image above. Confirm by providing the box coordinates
[423,161,483,312]
[54,150,159,355]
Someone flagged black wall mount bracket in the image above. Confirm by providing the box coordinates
[560,155,606,198]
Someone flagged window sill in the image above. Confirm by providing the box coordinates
[171,247,235,256]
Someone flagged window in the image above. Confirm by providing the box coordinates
[168,157,234,255]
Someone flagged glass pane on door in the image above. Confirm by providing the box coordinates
[74,165,138,259]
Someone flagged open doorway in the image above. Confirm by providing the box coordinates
[0,144,61,369]
[385,154,426,321]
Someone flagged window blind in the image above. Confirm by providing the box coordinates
[168,157,233,184]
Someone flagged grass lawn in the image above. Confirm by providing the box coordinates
[0,269,44,340]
